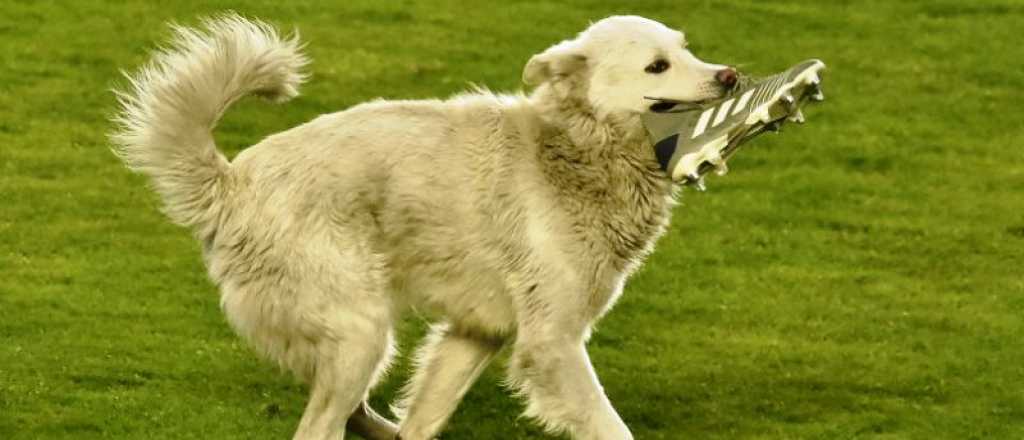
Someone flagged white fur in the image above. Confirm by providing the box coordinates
[112,14,731,440]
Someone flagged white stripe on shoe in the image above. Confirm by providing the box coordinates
[712,98,735,127]
[732,88,755,115]
[692,107,714,138]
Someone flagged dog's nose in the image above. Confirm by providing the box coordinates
[716,67,738,89]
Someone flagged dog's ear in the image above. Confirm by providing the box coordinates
[523,40,587,86]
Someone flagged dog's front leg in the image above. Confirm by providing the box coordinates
[508,321,632,440]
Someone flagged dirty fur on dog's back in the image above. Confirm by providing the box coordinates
[112,14,702,440]
[219,83,675,331]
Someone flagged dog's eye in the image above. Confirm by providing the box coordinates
[645,59,670,74]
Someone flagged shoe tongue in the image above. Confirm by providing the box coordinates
[641,111,691,147]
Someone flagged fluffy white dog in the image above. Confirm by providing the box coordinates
[112,13,737,440]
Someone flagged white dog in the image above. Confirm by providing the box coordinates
[112,13,737,440]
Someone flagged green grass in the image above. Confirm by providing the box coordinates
[2,0,1023,438]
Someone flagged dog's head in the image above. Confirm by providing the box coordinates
[524,16,736,117]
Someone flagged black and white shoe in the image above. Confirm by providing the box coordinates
[642,59,826,187]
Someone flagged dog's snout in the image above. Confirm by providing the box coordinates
[716,67,738,89]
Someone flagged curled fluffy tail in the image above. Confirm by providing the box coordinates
[111,14,307,239]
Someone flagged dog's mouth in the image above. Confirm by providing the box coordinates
[643,96,713,113]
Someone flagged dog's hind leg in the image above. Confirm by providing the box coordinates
[291,305,395,440]
[277,236,397,440]
[393,323,503,440]
[290,300,396,440]
[346,401,398,440]
[221,269,396,440]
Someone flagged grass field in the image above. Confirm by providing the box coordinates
[2,1,1023,438]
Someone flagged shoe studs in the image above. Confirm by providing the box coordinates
[808,82,825,102]
[707,152,729,176]
[755,107,773,123]
[788,109,806,124]
[807,72,821,86]
[781,93,796,110]
[694,176,707,191]
[806,72,824,101]
[684,173,707,191]
[714,160,729,176]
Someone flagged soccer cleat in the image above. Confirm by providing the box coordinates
[642,59,826,185]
